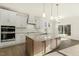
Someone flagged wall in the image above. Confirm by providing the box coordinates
[59,16,79,40]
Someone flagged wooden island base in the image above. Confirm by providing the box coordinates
[26,36,61,56]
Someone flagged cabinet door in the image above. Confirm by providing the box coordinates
[21,15,27,28]
[50,39,56,50]
[34,41,44,56]
[16,14,27,27]
[0,9,17,26]
[57,39,61,47]
[0,9,10,25]
[45,40,51,53]
[26,37,34,56]
[15,14,22,27]
[9,11,17,26]
[15,14,27,36]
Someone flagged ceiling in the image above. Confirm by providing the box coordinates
[0,3,79,19]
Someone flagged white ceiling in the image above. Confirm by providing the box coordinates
[0,3,79,19]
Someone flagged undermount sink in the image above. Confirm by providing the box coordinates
[26,32,54,41]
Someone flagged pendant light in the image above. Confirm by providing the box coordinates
[56,3,60,22]
[56,3,63,22]
[42,3,46,18]
[50,3,54,20]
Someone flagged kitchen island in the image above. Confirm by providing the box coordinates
[26,33,61,56]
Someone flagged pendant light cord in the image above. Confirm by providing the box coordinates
[56,4,59,18]
[51,3,53,17]
[56,0,59,17]
[43,3,45,13]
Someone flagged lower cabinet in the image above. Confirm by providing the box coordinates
[26,36,44,56]
[50,39,56,50]
[26,36,61,56]
[45,40,51,53]
[0,43,26,56]
[33,41,44,56]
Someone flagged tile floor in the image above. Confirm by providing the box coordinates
[45,39,79,56]
[45,52,63,56]
[59,44,79,56]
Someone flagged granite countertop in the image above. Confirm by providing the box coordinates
[26,32,55,41]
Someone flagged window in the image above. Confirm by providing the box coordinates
[58,25,71,36]
[66,25,71,36]
[58,25,63,34]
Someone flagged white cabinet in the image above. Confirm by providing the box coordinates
[21,15,27,27]
[15,34,25,43]
[0,9,17,26]
[0,8,27,48]
[0,9,10,25]
[15,13,27,27]
[15,13,27,35]
[9,11,17,26]
[0,9,27,27]
[45,40,51,53]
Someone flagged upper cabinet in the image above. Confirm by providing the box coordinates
[0,9,27,27]
[0,9,10,25]
[15,13,27,27]
[9,11,17,26]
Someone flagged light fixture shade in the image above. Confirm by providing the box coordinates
[54,17,60,22]
[56,19,60,22]
[50,3,53,20]
[58,16,63,19]
[50,16,54,20]
[42,13,46,18]
[54,16,63,22]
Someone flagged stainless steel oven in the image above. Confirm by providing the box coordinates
[1,25,15,42]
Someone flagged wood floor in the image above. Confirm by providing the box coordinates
[0,43,26,56]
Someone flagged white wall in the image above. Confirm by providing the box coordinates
[59,16,79,40]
